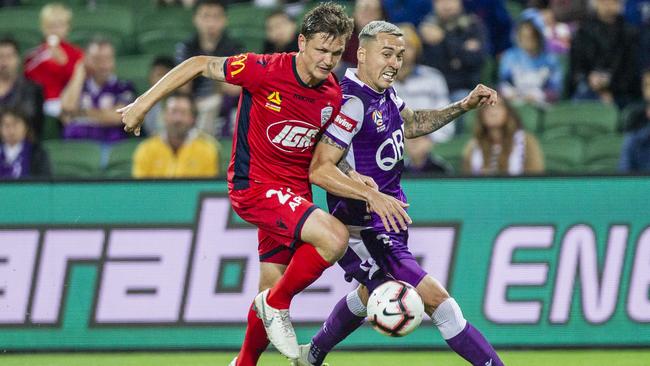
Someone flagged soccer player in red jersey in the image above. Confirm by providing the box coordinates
[119,3,411,365]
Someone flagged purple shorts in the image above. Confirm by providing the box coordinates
[337,227,427,293]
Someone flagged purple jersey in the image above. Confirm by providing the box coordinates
[64,76,135,143]
[324,69,407,230]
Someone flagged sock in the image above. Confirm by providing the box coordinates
[432,298,504,366]
[309,290,367,365]
[266,244,331,309]
[236,303,270,366]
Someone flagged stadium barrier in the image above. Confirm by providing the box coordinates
[0,177,649,351]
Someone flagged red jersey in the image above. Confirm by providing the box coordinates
[224,52,341,194]
[24,41,84,100]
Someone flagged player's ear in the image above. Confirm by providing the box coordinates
[298,34,306,53]
[357,46,366,64]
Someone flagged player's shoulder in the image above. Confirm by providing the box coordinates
[340,94,365,122]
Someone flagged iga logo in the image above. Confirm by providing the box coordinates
[267,120,319,152]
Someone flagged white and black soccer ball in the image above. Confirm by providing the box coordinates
[367,280,425,337]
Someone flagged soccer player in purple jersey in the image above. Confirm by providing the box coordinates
[303,21,503,366]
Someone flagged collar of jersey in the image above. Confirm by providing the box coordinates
[344,68,386,97]
[292,55,327,89]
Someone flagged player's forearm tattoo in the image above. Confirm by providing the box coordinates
[320,135,346,151]
[403,101,466,138]
[336,158,353,175]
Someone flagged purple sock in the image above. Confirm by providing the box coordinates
[446,322,504,366]
[310,292,366,365]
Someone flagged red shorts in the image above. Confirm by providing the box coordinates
[230,183,317,265]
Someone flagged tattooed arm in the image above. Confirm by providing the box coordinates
[119,56,227,135]
[401,101,466,139]
[310,135,411,232]
[401,84,499,139]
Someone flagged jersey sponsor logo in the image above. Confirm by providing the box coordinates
[266,120,319,152]
[320,105,334,126]
[293,93,315,103]
[265,91,282,112]
[376,129,405,171]
[333,113,356,132]
[372,110,386,132]
[229,54,248,77]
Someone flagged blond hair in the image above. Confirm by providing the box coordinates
[40,3,72,26]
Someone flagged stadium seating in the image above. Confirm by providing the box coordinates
[43,140,103,178]
[432,135,470,173]
[0,7,42,53]
[115,54,156,94]
[514,104,542,133]
[105,139,141,178]
[541,135,584,173]
[583,134,624,173]
[541,101,619,140]
[72,5,135,54]
[136,29,191,56]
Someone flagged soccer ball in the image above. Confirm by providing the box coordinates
[367,280,425,337]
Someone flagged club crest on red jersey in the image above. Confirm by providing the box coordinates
[266,120,319,152]
[320,106,333,126]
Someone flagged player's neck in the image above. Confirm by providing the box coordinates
[295,53,324,87]
[356,70,386,94]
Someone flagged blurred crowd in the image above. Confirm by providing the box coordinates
[0,0,649,180]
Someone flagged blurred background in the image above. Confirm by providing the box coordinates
[0,0,649,365]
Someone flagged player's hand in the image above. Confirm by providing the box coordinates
[366,190,411,233]
[460,84,498,111]
[117,99,148,136]
[348,170,379,190]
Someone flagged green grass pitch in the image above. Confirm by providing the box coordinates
[1,350,649,366]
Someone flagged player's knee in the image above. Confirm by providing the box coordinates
[328,220,349,259]
[316,217,348,261]
[417,276,450,312]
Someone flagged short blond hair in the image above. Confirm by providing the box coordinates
[40,3,72,26]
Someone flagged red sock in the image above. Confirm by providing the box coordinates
[236,303,269,366]
[266,244,331,309]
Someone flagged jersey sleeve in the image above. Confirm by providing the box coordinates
[390,89,406,111]
[323,95,365,149]
[224,53,269,91]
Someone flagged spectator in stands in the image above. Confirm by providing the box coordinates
[624,0,650,26]
[24,3,83,119]
[340,0,384,72]
[548,0,588,23]
[0,38,44,141]
[419,0,487,104]
[262,9,299,54]
[461,0,513,56]
[462,98,544,175]
[569,0,640,107]
[176,0,244,136]
[0,109,50,179]
[133,92,219,178]
[382,0,431,27]
[527,4,574,55]
[499,10,563,106]
[619,69,650,172]
[60,38,135,143]
[393,25,453,175]
[143,56,176,137]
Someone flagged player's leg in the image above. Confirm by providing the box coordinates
[414,274,504,366]
[236,262,286,366]
[299,229,391,366]
[235,233,292,366]
[265,208,349,309]
[297,285,369,366]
